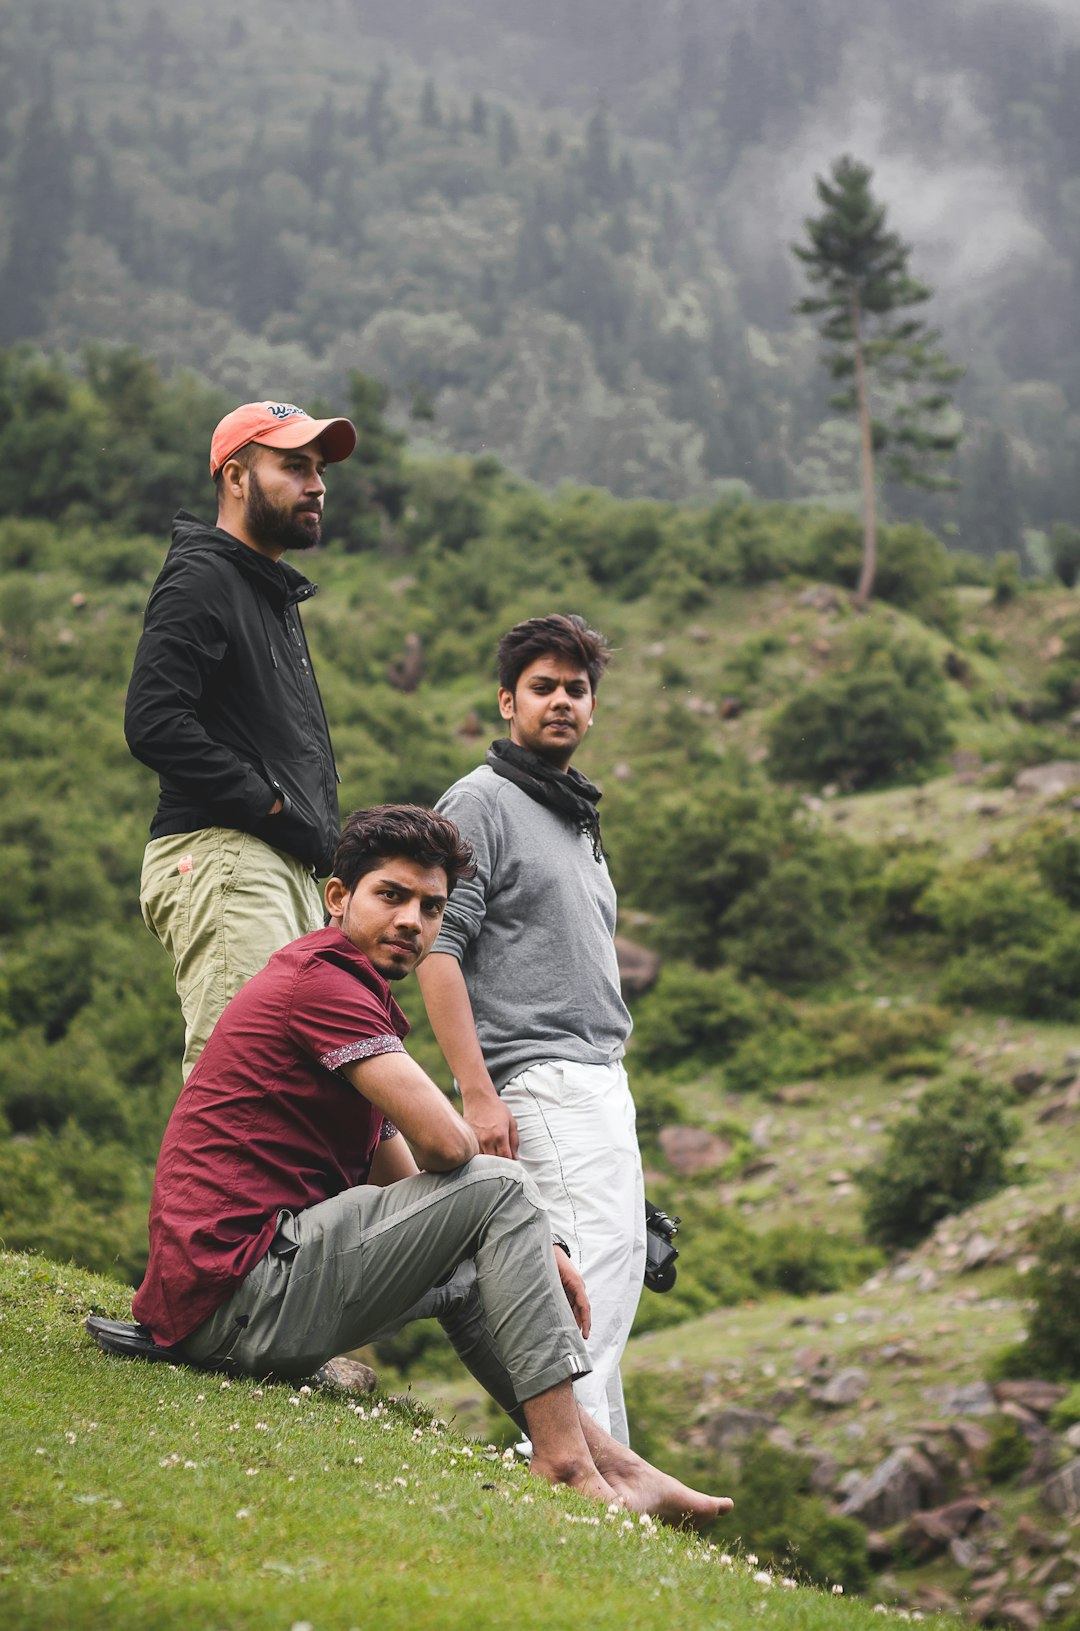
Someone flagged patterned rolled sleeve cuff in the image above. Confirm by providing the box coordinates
[319,1034,406,1073]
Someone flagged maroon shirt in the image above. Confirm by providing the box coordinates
[134,926,409,1346]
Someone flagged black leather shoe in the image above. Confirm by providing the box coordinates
[85,1315,186,1364]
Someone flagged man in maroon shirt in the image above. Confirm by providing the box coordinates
[126,804,729,1521]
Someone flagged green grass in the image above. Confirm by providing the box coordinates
[0,1251,966,1630]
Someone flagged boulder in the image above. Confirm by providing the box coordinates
[315,1355,377,1394]
[718,695,743,719]
[614,935,660,997]
[1011,1067,1047,1097]
[900,1498,989,1559]
[696,1407,775,1457]
[1041,1460,1080,1515]
[813,1367,870,1409]
[658,1125,733,1177]
[796,584,842,612]
[922,1380,997,1416]
[1014,761,1080,797]
[995,1600,1043,1631]
[995,1380,1069,1418]
[770,1080,818,1106]
[839,1447,943,1527]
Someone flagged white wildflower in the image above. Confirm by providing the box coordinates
[754,1571,772,1586]
[832,1584,844,1595]
[235,1508,251,1519]
[299,1385,312,1396]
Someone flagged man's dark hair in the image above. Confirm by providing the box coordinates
[213,440,259,499]
[331,804,476,894]
[496,613,611,695]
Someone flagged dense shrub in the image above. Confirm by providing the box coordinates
[713,1438,872,1593]
[981,1416,1032,1483]
[1050,522,1080,588]
[807,515,958,630]
[993,1210,1080,1380]
[859,1075,1019,1250]
[724,855,852,984]
[766,624,953,790]
[610,767,858,976]
[628,963,767,1073]
[867,849,942,934]
[992,551,1022,604]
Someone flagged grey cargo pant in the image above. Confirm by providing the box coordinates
[180,1155,591,1420]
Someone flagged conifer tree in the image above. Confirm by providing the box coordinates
[792,156,962,606]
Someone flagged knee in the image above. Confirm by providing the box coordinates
[460,1153,547,1212]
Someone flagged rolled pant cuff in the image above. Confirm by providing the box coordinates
[513,1350,592,1407]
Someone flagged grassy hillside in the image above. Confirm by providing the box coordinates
[0,1249,954,1631]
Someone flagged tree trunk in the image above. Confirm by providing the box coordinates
[851,293,877,609]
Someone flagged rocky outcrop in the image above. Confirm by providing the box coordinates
[614,935,660,997]
[839,1447,943,1527]
[658,1125,732,1176]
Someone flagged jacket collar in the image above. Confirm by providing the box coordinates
[169,511,318,612]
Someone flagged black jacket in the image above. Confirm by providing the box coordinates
[125,512,340,874]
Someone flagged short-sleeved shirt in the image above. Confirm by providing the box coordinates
[133,926,409,1346]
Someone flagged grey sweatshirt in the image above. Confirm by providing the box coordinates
[432,764,631,1092]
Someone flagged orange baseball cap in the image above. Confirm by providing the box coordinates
[209,400,357,479]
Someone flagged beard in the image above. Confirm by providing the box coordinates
[245,467,322,553]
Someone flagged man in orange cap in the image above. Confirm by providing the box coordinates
[125,401,358,1079]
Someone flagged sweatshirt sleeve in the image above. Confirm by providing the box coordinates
[124,557,275,819]
[431,781,498,962]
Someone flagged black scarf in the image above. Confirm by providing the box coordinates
[486,739,605,863]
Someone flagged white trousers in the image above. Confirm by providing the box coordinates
[501,1059,646,1444]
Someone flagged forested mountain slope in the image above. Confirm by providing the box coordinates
[1,0,1078,551]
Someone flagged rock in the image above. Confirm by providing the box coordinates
[1014,762,1080,798]
[866,1531,893,1565]
[995,1599,1043,1631]
[949,1537,981,1568]
[901,1498,989,1559]
[951,750,983,774]
[685,694,717,716]
[951,1420,994,1457]
[1063,1423,1080,1450]
[814,1367,871,1409]
[1016,1515,1057,1555]
[614,935,660,997]
[740,1156,779,1178]
[657,1125,732,1177]
[796,584,842,612]
[808,1451,839,1495]
[1041,1459,1080,1515]
[839,1446,943,1527]
[962,1232,998,1270]
[770,1080,818,1106]
[970,1592,1004,1625]
[1012,1067,1047,1097]
[1044,1583,1076,1618]
[612,761,633,782]
[922,1380,997,1416]
[314,1355,377,1394]
[697,1407,775,1456]
[995,1381,1069,1417]
[686,624,711,643]
[718,695,743,719]
[826,1169,853,1186]
[914,1587,960,1615]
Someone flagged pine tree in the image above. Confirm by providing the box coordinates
[792,155,962,606]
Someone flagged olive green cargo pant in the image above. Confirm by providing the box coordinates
[139,828,324,1080]
[180,1156,591,1418]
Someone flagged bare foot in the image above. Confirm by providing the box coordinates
[529,1453,623,1506]
[606,1464,732,1530]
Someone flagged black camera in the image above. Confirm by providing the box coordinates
[644,1199,680,1293]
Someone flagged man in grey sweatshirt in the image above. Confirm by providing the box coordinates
[417,614,645,1444]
